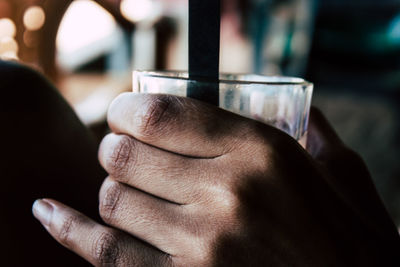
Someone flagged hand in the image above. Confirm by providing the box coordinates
[33,93,400,266]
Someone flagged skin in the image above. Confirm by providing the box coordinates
[33,93,400,266]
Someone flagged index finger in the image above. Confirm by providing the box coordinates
[107,93,274,158]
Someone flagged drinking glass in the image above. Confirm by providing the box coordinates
[133,71,313,146]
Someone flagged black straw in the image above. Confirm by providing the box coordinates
[188,0,220,106]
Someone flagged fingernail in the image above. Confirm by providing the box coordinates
[32,199,53,227]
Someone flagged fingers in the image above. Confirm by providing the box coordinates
[107,93,257,158]
[32,199,171,266]
[98,133,216,204]
[98,178,187,254]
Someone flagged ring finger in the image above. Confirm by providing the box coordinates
[99,178,192,255]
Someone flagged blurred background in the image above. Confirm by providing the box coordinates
[0,0,399,226]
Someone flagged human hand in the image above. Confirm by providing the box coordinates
[33,93,400,266]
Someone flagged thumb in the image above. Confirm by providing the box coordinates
[306,107,369,181]
[306,106,343,162]
[306,106,371,184]
[306,107,398,234]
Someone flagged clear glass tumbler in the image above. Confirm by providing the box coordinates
[133,71,313,146]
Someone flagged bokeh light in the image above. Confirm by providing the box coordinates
[57,0,117,54]
[388,14,400,45]
[0,36,18,54]
[0,35,18,60]
[0,18,16,39]
[0,51,18,60]
[23,6,46,31]
[120,0,154,23]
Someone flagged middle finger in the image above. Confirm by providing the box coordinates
[99,133,219,204]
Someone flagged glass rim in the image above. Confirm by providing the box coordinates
[133,70,312,87]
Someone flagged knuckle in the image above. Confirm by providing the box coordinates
[99,181,122,223]
[93,230,121,266]
[57,214,81,247]
[251,123,295,163]
[234,122,282,170]
[217,189,240,213]
[202,182,239,214]
[136,95,176,138]
[249,119,290,145]
[107,135,134,177]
